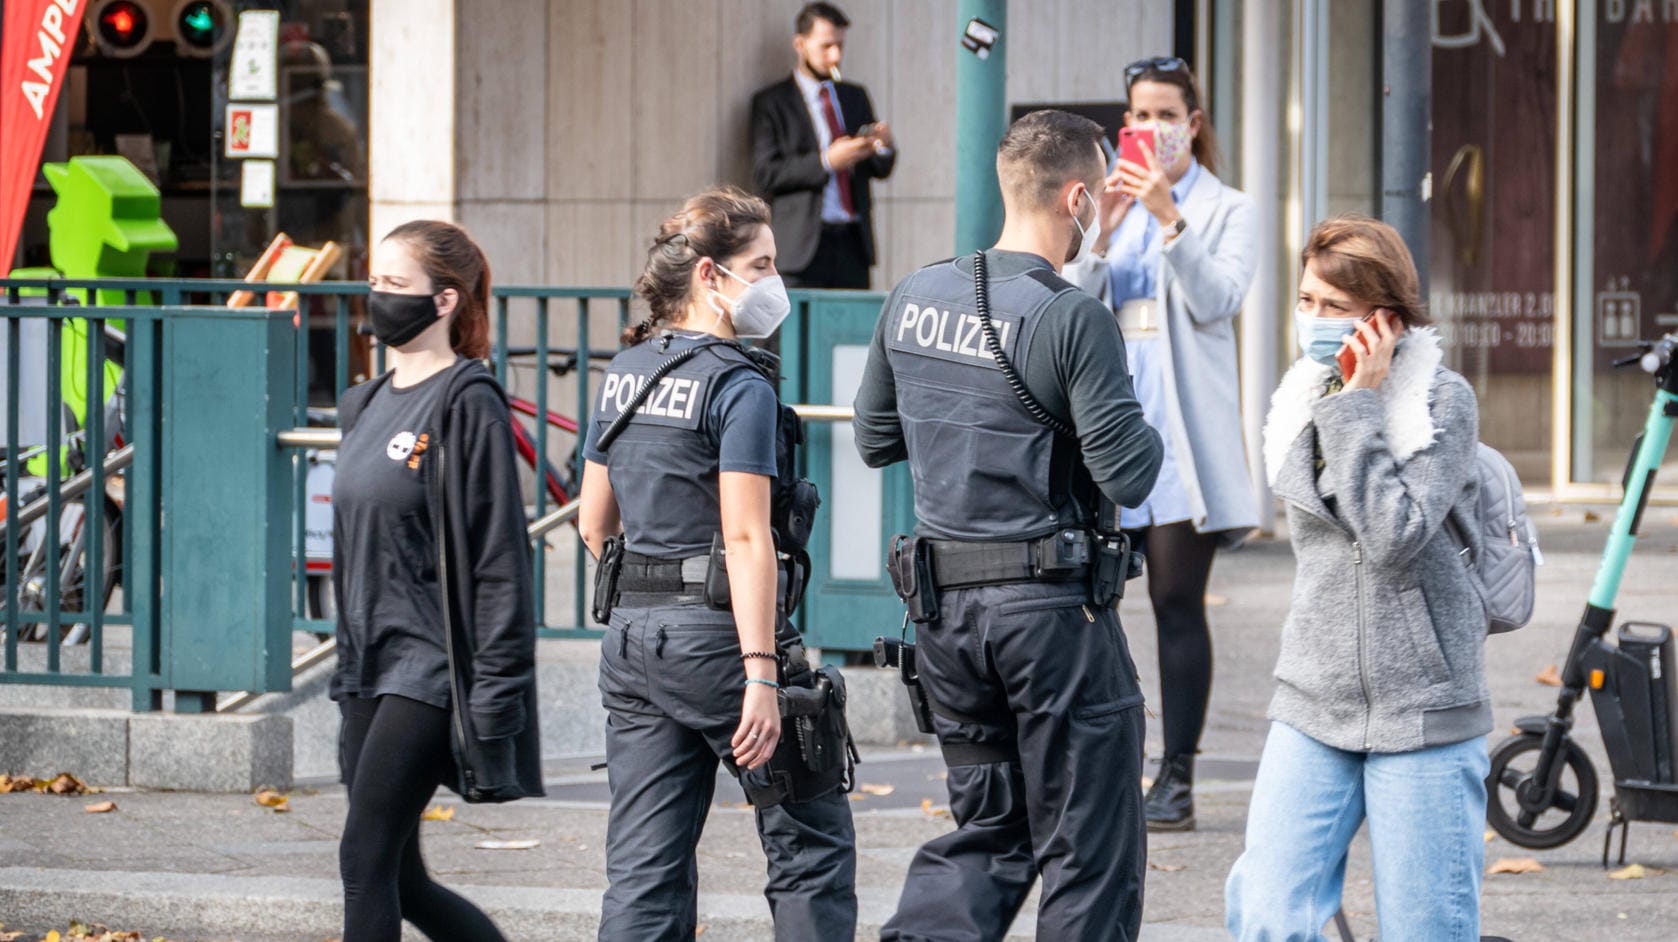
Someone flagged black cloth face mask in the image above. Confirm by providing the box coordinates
[368,290,442,347]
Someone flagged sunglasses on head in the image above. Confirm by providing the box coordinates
[1124,56,1188,86]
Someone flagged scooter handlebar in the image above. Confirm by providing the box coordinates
[1640,334,1676,374]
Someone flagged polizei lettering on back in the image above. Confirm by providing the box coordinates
[598,372,705,424]
[888,301,1018,367]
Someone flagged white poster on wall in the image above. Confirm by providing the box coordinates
[229,10,280,101]
[240,160,275,208]
[224,103,279,159]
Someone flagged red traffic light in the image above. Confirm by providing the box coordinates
[90,0,152,58]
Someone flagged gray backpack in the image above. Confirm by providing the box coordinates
[1447,443,1541,634]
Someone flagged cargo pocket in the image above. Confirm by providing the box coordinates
[1399,587,1452,686]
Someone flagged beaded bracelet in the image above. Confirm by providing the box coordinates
[740,651,778,661]
[744,678,781,689]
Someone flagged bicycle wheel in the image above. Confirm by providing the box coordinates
[1486,732,1599,849]
[54,497,121,644]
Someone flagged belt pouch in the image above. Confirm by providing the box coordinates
[702,532,732,611]
[888,535,939,624]
[1090,532,1129,606]
[592,536,624,625]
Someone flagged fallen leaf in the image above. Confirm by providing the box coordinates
[46,932,61,942]
[0,774,36,794]
[920,798,950,818]
[421,804,455,821]
[1205,593,1230,607]
[1141,777,1154,790]
[1485,830,1495,843]
[858,783,895,796]
[84,800,117,814]
[474,839,540,850]
[1583,510,1601,523]
[696,926,706,937]
[254,788,289,809]
[1535,664,1563,687]
[847,793,867,801]
[47,772,88,795]
[1608,863,1648,879]
[1487,857,1544,875]
[272,803,291,813]
[1148,861,1185,872]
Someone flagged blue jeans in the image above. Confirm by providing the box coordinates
[1225,722,1489,942]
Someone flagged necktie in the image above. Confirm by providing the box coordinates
[817,83,856,217]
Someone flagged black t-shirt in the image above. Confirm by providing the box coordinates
[330,363,454,708]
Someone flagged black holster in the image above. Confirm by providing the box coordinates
[1089,531,1133,607]
[887,535,940,624]
[740,662,857,808]
[702,533,731,611]
[873,635,935,734]
[591,536,624,625]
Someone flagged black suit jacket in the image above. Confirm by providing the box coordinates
[749,76,896,275]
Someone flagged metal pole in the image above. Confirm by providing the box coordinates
[1381,0,1431,292]
[1241,0,1281,535]
[954,0,1008,255]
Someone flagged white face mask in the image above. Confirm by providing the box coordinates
[1068,188,1102,267]
[706,263,792,339]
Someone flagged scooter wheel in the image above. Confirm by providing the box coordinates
[1486,733,1598,849]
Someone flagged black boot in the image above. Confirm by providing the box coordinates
[1145,754,1196,832]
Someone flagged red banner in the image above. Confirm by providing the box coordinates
[1,0,84,272]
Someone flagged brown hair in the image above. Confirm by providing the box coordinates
[1301,215,1432,327]
[1127,64,1221,175]
[383,220,493,359]
[627,187,771,345]
[996,109,1107,211]
[796,2,848,34]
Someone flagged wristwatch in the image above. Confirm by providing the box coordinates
[1166,216,1188,240]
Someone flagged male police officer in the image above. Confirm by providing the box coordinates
[852,110,1163,941]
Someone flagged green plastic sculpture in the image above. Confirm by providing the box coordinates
[8,156,177,476]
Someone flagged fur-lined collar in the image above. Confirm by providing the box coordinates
[1262,327,1445,486]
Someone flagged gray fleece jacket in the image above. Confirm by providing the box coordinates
[1261,328,1491,754]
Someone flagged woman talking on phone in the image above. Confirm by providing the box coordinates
[1225,216,1490,939]
[579,187,857,941]
[1064,56,1259,831]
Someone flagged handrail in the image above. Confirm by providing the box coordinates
[218,493,586,712]
[0,444,134,542]
[272,404,858,451]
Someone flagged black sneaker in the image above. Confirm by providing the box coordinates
[1145,754,1196,832]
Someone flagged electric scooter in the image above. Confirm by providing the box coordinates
[1486,331,1678,866]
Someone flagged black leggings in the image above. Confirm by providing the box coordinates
[1142,522,1221,758]
[339,694,507,942]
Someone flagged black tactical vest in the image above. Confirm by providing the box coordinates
[594,334,770,557]
[883,252,1096,541]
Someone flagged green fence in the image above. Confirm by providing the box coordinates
[1,277,899,706]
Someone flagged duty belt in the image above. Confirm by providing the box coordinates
[927,532,1091,589]
[615,551,709,604]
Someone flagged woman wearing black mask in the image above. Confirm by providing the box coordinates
[330,220,542,942]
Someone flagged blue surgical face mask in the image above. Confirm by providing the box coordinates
[1293,309,1359,366]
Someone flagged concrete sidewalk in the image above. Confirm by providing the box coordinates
[3,506,1678,940]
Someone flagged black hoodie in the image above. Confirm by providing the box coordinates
[334,358,543,801]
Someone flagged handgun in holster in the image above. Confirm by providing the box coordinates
[591,536,625,625]
[873,633,935,734]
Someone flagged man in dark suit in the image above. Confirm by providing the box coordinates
[750,3,896,289]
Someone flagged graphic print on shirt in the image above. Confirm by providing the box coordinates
[386,430,430,470]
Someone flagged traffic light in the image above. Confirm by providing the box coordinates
[90,0,152,58]
[173,1,231,58]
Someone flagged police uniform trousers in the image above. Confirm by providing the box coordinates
[881,581,1148,942]
[597,602,858,942]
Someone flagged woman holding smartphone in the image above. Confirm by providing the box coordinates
[1225,216,1490,939]
[1064,56,1259,831]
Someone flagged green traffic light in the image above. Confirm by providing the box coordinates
[179,2,221,45]
[184,8,212,32]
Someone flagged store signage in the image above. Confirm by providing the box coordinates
[1,0,85,269]
[224,103,279,159]
[229,9,280,101]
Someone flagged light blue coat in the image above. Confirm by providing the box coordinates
[1067,166,1260,541]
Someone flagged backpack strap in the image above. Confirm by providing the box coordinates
[594,338,746,453]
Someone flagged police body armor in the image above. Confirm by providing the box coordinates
[875,254,1138,733]
[882,255,1096,542]
[590,333,850,806]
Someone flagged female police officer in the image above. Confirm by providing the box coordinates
[578,186,857,941]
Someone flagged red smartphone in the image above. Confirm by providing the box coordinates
[1118,126,1155,169]
[1336,309,1399,381]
